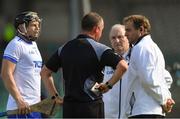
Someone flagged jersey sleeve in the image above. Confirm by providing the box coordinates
[45,50,61,72]
[3,41,22,64]
[100,49,123,69]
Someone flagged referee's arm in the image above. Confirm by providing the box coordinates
[99,59,128,93]
[40,65,59,98]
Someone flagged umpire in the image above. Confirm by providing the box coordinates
[40,12,128,118]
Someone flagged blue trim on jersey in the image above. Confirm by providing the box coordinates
[18,37,33,45]
[3,55,18,64]
[7,112,41,119]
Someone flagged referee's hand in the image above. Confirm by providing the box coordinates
[97,83,110,93]
[55,96,63,105]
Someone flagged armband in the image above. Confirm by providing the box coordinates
[51,93,59,99]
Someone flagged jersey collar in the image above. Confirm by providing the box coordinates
[76,34,94,40]
[17,33,33,44]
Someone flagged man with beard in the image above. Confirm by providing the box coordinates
[1,11,42,118]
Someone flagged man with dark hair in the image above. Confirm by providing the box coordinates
[40,12,128,118]
[1,11,42,118]
[123,14,175,118]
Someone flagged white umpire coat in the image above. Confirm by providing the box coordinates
[125,35,172,117]
[103,51,130,118]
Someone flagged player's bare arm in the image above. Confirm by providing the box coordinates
[1,59,30,114]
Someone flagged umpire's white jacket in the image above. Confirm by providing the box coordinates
[103,51,130,118]
[125,35,172,117]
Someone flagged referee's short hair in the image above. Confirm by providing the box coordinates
[81,12,103,31]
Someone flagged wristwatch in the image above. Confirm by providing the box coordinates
[105,82,113,89]
[51,93,59,99]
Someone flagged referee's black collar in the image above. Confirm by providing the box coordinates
[76,34,94,40]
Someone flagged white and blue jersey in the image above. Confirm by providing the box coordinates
[3,36,42,110]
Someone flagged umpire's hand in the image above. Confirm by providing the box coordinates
[162,98,175,113]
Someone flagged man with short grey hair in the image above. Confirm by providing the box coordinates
[103,24,131,118]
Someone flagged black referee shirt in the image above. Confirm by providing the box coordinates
[45,34,122,102]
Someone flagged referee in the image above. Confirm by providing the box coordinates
[40,12,128,118]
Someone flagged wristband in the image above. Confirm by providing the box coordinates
[105,82,113,89]
[51,93,59,99]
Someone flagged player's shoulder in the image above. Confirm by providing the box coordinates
[9,36,22,44]
[10,36,34,47]
[6,36,21,47]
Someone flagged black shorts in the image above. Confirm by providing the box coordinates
[63,99,104,118]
